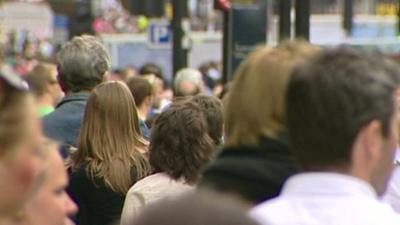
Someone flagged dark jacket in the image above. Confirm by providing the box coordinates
[43,93,90,156]
[67,165,125,225]
[199,136,298,205]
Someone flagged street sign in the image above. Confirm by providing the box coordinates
[148,20,172,48]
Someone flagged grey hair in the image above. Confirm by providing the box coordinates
[174,68,203,96]
[57,35,111,92]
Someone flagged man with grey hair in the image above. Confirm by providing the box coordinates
[43,35,111,157]
[174,68,206,97]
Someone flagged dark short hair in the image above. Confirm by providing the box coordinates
[149,101,215,184]
[130,193,258,225]
[57,35,110,92]
[190,95,224,145]
[126,77,153,107]
[287,47,400,171]
[139,63,164,81]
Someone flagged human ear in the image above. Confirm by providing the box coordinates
[354,120,384,172]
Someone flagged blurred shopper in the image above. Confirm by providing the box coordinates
[126,77,153,140]
[67,81,150,225]
[128,192,260,225]
[199,42,319,206]
[198,61,223,96]
[5,140,78,225]
[25,63,63,116]
[120,101,215,225]
[120,66,137,81]
[139,63,172,101]
[43,35,111,157]
[140,63,173,125]
[0,69,45,221]
[139,63,164,82]
[383,150,400,213]
[250,48,400,225]
[382,61,400,213]
[174,68,206,97]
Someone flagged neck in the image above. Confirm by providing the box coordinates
[138,106,150,121]
[36,94,55,107]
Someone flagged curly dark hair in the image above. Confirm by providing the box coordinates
[190,95,224,146]
[149,101,215,184]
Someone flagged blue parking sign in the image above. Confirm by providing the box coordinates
[148,21,172,48]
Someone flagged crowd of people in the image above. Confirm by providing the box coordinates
[2,33,400,225]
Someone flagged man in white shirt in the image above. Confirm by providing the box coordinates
[383,150,400,212]
[250,48,400,225]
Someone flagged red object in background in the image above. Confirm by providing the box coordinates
[214,0,231,12]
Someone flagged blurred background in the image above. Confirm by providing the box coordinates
[2,0,400,81]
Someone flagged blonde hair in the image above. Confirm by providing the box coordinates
[0,80,33,158]
[225,41,320,147]
[71,81,150,194]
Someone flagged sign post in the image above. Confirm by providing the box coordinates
[227,0,267,81]
[171,0,189,76]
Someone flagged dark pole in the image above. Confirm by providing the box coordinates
[295,0,310,40]
[343,0,354,37]
[222,10,232,84]
[397,0,400,35]
[279,0,292,42]
[172,0,188,76]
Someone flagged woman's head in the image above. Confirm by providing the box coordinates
[149,101,215,184]
[73,81,150,194]
[7,140,77,225]
[0,71,45,217]
[224,41,320,147]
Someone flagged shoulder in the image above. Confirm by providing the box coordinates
[126,173,191,205]
[249,198,294,225]
[128,173,182,193]
[203,145,296,181]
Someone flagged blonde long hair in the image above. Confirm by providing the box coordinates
[225,41,320,147]
[71,81,150,194]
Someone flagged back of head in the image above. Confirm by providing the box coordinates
[150,101,215,184]
[287,47,400,171]
[174,68,203,97]
[190,95,224,145]
[25,63,57,97]
[225,41,320,147]
[74,81,149,193]
[139,63,164,81]
[57,35,111,93]
[130,192,259,225]
[126,76,153,107]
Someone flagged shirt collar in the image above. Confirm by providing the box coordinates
[56,92,91,108]
[394,148,400,165]
[282,172,377,199]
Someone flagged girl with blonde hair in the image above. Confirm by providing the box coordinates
[68,81,150,225]
[200,41,320,206]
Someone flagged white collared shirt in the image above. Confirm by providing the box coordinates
[250,173,400,225]
[383,150,400,213]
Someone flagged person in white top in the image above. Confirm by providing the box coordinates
[383,150,400,212]
[120,100,215,225]
[250,47,400,225]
